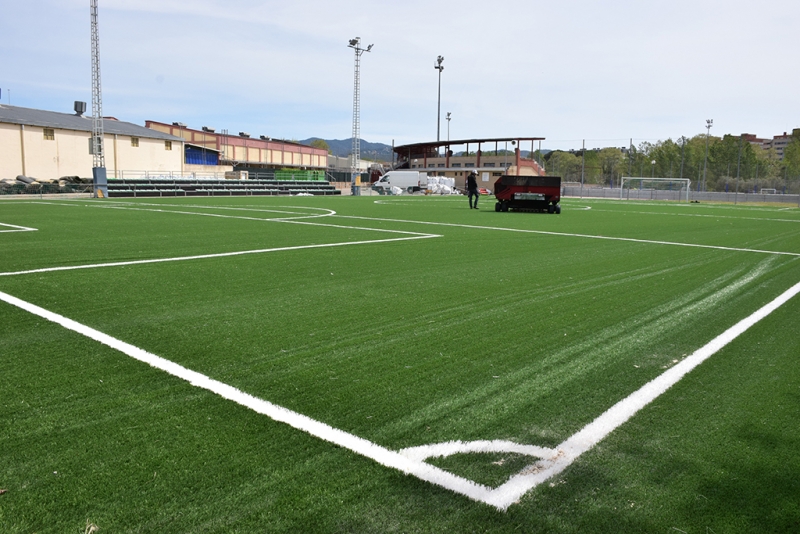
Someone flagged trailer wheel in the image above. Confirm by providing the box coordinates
[555,204,562,214]
[407,186,414,194]
[502,202,509,212]
[495,202,501,212]
[547,204,555,214]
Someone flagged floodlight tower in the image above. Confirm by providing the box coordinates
[90,0,107,197]
[702,119,713,192]
[348,37,372,195]
[434,55,444,143]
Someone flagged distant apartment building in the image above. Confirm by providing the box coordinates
[742,129,800,160]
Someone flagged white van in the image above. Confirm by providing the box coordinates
[371,171,429,194]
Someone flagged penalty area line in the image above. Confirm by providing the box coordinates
[0,234,440,277]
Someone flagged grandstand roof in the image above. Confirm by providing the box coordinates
[394,136,546,155]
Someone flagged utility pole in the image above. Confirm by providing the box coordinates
[435,56,444,143]
[90,0,107,197]
[702,119,713,192]
[735,134,743,204]
[348,37,372,196]
[580,139,585,198]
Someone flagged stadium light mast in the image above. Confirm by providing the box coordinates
[702,119,713,192]
[90,0,107,197]
[348,37,372,195]
[446,112,451,142]
[435,55,444,143]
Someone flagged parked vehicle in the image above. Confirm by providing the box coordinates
[371,171,429,194]
[493,175,562,213]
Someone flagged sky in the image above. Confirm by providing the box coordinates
[1,0,799,151]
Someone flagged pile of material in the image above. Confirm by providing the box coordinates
[426,176,457,195]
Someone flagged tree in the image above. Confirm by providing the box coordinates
[598,148,626,186]
[310,139,332,154]
[648,139,682,178]
[783,135,800,177]
[545,151,582,181]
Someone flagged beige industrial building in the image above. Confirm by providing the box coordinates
[145,121,328,172]
[0,103,330,183]
[0,103,184,181]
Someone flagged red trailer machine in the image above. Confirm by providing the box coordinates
[493,175,562,213]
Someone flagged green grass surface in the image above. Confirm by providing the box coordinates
[1,196,799,532]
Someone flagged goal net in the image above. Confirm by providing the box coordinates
[620,177,691,202]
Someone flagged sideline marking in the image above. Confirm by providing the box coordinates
[2,278,798,510]
[0,290,495,505]
[0,222,37,233]
[480,276,800,509]
[337,215,800,257]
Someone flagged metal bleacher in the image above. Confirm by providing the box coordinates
[106,178,341,198]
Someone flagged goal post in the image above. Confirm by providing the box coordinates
[620,177,691,202]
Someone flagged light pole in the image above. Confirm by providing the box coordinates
[348,37,373,195]
[651,159,656,178]
[446,112,451,142]
[435,55,444,143]
[90,0,107,197]
[702,119,713,192]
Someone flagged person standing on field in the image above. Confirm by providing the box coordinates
[467,170,479,209]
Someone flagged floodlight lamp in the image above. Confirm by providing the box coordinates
[349,38,359,47]
[367,44,373,51]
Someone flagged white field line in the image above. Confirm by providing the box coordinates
[337,215,800,257]
[588,208,800,224]
[29,200,337,221]
[0,235,439,278]
[0,222,37,233]
[482,277,800,510]
[31,201,335,222]
[31,200,441,237]
[1,204,441,277]
[2,278,798,510]
[0,290,495,505]
[8,199,800,508]
[30,200,336,220]
[564,198,798,212]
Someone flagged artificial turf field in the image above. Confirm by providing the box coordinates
[1,195,799,533]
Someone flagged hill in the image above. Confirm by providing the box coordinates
[300,138,394,161]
